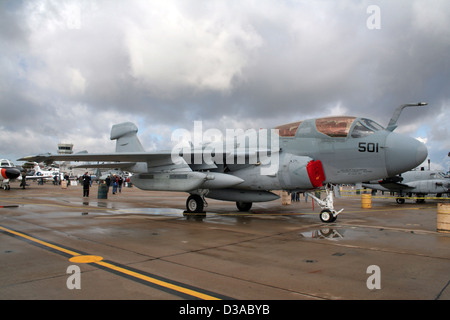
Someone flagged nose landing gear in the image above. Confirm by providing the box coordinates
[306,185,343,223]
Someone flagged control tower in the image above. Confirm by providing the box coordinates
[57,143,73,174]
[57,143,73,155]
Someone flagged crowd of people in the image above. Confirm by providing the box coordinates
[81,173,129,197]
[24,170,131,198]
[290,191,309,202]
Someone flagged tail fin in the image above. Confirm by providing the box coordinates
[33,162,42,173]
[110,122,145,153]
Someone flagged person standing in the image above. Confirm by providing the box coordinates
[20,171,27,189]
[105,175,111,193]
[112,174,118,194]
[82,172,91,197]
[118,176,123,193]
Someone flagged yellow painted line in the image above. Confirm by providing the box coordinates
[95,260,220,300]
[69,255,104,263]
[0,225,223,300]
[0,225,81,257]
[340,193,450,201]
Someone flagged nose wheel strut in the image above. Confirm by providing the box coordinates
[306,185,343,223]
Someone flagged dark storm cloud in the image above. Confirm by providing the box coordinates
[0,0,449,169]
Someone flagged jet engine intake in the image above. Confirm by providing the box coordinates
[278,155,325,190]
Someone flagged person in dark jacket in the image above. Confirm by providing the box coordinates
[105,175,111,193]
[82,172,91,197]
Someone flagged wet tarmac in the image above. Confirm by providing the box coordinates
[0,181,449,300]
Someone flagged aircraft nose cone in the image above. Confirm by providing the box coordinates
[1,168,21,180]
[385,133,428,176]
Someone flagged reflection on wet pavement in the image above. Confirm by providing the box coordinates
[114,208,185,216]
[300,228,345,240]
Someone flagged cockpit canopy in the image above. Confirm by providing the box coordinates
[1,159,14,168]
[275,116,385,138]
[275,121,302,137]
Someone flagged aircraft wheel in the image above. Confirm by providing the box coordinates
[186,195,204,213]
[320,209,336,223]
[236,201,252,212]
[396,198,405,204]
[416,194,425,203]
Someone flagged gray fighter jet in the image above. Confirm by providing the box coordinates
[362,169,450,204]
[19,103,428,222]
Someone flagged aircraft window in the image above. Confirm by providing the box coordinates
[315,117,355,138]
[436,172,447,179]
[275,121,302,137]
[351,118,384,138]
[430,172,446,179]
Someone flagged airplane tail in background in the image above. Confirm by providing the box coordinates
[32,163,46,174]
[110,122,145,153]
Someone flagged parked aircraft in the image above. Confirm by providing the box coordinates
[19,103,428,222]
[362,169,450,203]
[1,159,21,190]
[28,162,60,180]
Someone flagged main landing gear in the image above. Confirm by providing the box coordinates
[184,193,254,215]
[2,181,11,190]
[306,185,343,223]
[183,194,207,220]
[184,186,343,223]
[185,194,205,213]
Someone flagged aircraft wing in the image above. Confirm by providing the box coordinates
[18,151,173,163]
[379,182,413,191]
[73,162,138,169]
[19,148,275,170]
[362,181,413,192]
[24,175,55,180]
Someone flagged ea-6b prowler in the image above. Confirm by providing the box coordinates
[19,103,428,222]
[362,169,450,204]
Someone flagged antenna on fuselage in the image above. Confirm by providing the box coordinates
[386,102,428,132]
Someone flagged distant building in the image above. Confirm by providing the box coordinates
[58,143,73,155]
[57,143,73,175]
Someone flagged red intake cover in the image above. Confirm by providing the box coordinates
[306,160,326,188]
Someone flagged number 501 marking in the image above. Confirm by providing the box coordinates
[358,142,379,153]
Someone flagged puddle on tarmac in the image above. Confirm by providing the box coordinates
[77,200,187,217]
[299,227,380,241]
[299,228,346,241]
[79,202,187,217]
[113,208,185,216]
[78,201,116,210]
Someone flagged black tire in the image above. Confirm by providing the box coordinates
[416,194,425,203]
[186,195,204,213]
[236,201,252,212]
[320,209,336,223]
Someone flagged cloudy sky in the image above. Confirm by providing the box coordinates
[1,0,449,171]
